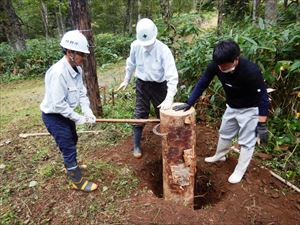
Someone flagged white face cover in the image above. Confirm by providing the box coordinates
[220,66,236,73]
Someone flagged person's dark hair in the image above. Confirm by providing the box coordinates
[212,40,240,65]
[62,47,67,55]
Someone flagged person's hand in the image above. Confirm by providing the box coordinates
[172,103,191,112]
[158,97,173,110]
[83,108,96,124]
[86,114,96,124]
[76,115,87,125]
[256,122,268,145]
[117,81,129,91]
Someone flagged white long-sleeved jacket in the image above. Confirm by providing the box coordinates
[40,56,91,122]
[124,39,178,99]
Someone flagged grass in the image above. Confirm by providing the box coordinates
[90,160,139,198]
[98,60,125,88]
[0,79,45,135]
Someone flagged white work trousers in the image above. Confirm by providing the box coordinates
[219,105,259,151]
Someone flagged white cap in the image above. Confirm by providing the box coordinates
[60,30,90,54]
[136,18,157,46]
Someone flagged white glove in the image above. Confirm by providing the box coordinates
[86,114,96,124]
[83,108,96,124]
[117,80,129,91]
[82,107,96,124]
[75,115,87,125]
[158,97,173,110]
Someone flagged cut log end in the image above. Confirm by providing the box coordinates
[160,103,195,117]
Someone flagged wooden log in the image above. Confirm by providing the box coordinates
[95,118,160,124]
[158,103,196,208]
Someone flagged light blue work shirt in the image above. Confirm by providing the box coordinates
[124,39,178,99]
[40,56,91,122]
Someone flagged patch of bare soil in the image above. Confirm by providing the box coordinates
[102,122,300,225]
[11,122,300,225]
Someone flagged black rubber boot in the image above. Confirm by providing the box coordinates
[67,166,98,192]
[133,126,143,158]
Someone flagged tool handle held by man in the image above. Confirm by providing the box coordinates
[95,118,160,124]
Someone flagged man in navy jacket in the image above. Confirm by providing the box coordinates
[174,40,269,183]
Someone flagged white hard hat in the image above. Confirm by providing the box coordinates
[136,18,157,46]
[60,30,90,54]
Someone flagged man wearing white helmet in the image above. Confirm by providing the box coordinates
[40,30,98,192]
[118,18,178,158]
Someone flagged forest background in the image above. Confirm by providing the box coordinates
[0,0,299,223]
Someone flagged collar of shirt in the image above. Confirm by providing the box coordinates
[62,56,79,78]
[142,41,157,56]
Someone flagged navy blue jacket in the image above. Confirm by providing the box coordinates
[187,57,269,116]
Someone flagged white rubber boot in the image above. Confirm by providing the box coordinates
[228,147,254,184]
[205,137,231,163]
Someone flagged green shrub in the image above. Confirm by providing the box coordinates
[94,33,134,66]
[175,19,300,117]
[0,38,61,82]
[0,34,134,82]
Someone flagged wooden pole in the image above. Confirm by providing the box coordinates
[231,146,300,193]
[96,118,160,124]
[158,103,196,208]
[19,130,101,138]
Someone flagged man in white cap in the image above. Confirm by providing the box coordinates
[40,30,98,192]
[118,18,178,158]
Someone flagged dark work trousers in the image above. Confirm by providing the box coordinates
[42,112,78,169]
[134,78,167,125]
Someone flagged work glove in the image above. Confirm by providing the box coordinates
[256,122,268,145]
[83,108,96,124]
[158,97,173,110]
[117,80,129,91]
[75,115,88,125]
[86,115,96,124]
[172,103,191,112]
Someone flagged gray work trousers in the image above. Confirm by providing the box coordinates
[219,105,259,151]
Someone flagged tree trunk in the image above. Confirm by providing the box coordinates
[252,0,258,24]
[193,0,198,12]
[126,0,133,35]
[284,0,288,8]
[40,0,49,39]
[56,2,65,38]
[69,0,103,117]
[158,104,196,208]
[0,21,7,42]
[296,0,299,21]
[2,0,26,50]
[265,0,277,26]
[217,0,224,35]
[159,0,171,31]
[137,0,142,21]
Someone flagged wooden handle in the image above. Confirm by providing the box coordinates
[19,132,50,138]
[95,118,160,124]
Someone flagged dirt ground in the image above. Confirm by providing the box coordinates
[7,122,300,225]
[107,123,300,225]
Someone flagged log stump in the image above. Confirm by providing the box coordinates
[157,103,196,208]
